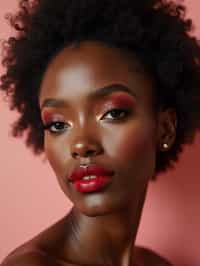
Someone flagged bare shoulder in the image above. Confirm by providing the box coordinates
[1,249,48,266]
[1,216,69,266]
[135,246,173,266]
[0,216,74,266]
[0,248,74,266]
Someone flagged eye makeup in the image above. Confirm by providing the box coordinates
[96,93,136,112]
[107,93,136,108]
[41,93,136,122]
[41,111,65,124]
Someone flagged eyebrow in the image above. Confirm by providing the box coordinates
[40,83,137,109]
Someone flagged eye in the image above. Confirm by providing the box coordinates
[43,121,69,134]
[101,108,131,121]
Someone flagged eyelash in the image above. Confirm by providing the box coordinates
[42,108,131,134]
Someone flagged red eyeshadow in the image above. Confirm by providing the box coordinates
[41,111,64,123]
[108,94,136,108]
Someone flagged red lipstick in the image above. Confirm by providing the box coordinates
[74,176,112,193]
[69,164,114,193]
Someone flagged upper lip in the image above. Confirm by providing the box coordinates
[69,163,114,182]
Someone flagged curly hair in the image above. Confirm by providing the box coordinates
[1,0,200,177]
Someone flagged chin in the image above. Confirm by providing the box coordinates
[73,194,127,217]
[79,208,109,217]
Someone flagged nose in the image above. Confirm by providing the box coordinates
[70,137,103,159]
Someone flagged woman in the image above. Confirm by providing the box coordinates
[1,0,200,265]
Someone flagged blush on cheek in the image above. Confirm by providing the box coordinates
[113,125,155,164]
[44,138,68,178]
[45,145,61,175]
[121,135,145,159]
[119,132,156,181]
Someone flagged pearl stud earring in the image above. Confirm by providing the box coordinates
[163,143,169,149]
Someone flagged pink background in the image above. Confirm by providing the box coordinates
[0,1,200,265]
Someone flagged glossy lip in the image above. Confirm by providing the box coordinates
[68,163,115,182]
[73,176,112,193]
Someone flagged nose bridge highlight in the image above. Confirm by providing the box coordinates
[70,117,102,158]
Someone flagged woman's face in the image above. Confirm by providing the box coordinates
[39,41,159,216]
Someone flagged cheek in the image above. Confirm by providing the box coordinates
[105,121,157,177]
[44,135,67,177]
[122,128,154,159]
[44,136,73,198]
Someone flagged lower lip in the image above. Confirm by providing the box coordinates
[73,176,112,193]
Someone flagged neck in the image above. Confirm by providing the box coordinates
[61,187,148,266]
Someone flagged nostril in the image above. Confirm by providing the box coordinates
[72,149,96,158]
[86,150,96,156]
[72,152,77,158]
[71,140,103,159]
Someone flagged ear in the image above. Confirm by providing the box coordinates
[156,108,177,152]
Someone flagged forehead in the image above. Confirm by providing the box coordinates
[39,41,155,110]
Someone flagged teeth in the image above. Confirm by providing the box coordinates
[82,175,97,180]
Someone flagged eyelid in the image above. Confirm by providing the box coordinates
[97,101,133,114]
[41,101,134,123]
[41,112,65,123]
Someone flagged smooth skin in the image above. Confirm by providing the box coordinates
[2,41,177,266]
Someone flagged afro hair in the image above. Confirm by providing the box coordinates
[1,0,200,176]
